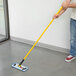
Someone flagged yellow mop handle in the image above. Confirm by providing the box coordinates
[23,7,63,60]
[19,7,63,66]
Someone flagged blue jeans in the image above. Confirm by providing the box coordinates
[70,18,76,57]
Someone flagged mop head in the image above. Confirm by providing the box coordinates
[11,63,29,72]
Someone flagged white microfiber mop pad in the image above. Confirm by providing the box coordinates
[11,63,29,72]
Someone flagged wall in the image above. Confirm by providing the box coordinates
[0,0,6,35]
[8,0,72,51]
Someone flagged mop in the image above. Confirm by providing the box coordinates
[12,7,63,72]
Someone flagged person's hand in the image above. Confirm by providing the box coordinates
[53,14,59,19]
[62,1,69,10]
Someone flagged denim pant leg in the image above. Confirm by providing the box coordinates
[70,18,76,57]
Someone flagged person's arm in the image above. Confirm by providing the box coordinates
[57,0,71,17]
[53,0,71,19]
[68,3,76,8]
[62,0,71,9]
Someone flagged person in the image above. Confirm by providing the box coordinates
[53,0,76,62]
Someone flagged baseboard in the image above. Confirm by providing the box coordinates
[0,34,6,37]
[10,36,69,54]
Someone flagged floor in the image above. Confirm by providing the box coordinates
[0,40,76,76]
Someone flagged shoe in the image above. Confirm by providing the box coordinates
[65,55,76,62]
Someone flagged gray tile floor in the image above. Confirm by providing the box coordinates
[0,40,76,76]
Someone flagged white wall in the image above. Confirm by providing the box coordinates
[8,0,72,50]
[0,0,5,35]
